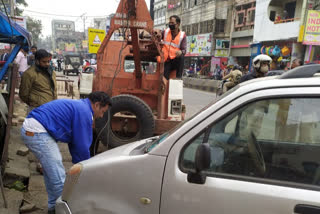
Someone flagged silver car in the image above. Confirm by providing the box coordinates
[57,65,320,214]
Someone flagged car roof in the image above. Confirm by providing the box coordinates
[240,64,320,88]
[150,64,320,156]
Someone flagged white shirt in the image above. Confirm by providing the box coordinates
[15,51,29,72]
[22,118,47,133]
[90,58,96,65]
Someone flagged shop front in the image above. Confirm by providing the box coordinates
[184,33,213,76]
[251,40,305,71]
[211,39,229,73]
[230,44,251,70]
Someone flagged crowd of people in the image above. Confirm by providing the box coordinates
[0,45,108,214]
[214,54,305,94]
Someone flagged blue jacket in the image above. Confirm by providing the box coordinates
[28,98,94,163]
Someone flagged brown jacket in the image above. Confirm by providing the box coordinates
[223,69,243,84]
[19,65,57,107]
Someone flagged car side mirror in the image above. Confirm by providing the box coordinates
[195,143,211,172]
[187,143,211,184]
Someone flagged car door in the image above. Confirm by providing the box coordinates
[160,87,320,214]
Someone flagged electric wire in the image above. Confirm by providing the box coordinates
[107,0,131,95]
[93,0,130,154]
[93,110,111,155]
[23,9,108,18]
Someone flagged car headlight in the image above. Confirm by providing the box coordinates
[61,163,83,201]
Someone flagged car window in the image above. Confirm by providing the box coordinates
[124,59,157,74]
[69,57,80,63]
[181,98,320,187]
[145,87,238,153]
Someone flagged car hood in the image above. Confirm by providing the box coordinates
[81,138,154,166]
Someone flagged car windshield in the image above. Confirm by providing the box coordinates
[69,57,80,63]
[144,85,238,153]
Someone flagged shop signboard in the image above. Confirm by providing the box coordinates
[216,39,230,49]
[65,43,76,52]
[82,40,88,49]
[303,10,320,46]
[186,33,212,56]
[0,43,10,50]
[214,49,228,57]
[11,16,27,29]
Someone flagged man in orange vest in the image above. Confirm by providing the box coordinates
[156,15,187,80]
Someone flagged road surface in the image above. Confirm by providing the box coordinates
[183,88,217,118]
[62,71,217,118]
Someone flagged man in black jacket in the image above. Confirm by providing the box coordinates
[240,54,272,83]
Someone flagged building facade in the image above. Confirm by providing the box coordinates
[229,0,256,68]
[167,0,233,74]
[52,20,76,53]
[94,18,108,31]
[154,0,167,29]
[253,0,305,70]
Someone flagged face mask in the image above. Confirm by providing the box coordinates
[169,24,175,30]
[260,65,269,73]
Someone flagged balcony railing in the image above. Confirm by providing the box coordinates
[274,17,300,24]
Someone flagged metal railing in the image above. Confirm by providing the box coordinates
[56,75,74,99]
[274,17,300,24]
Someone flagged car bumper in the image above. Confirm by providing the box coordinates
[56,197,72,214]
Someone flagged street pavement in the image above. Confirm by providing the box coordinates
[2,73,216,213]
[183,87,217,118]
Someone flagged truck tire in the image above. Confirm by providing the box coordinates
[95,94,155,148]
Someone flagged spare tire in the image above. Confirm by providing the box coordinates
[95,94,155,148]
[71,62,80,69]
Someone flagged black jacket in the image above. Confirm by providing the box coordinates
[240,72,258,83]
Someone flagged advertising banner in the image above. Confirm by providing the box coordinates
[216,39,230,49]
[214,49,229,57]
[186,33,212,56]
[11,16,27,29]
[210,57,220,72]
[303,10,320,46]
[65,43,76,52]
[82,40,88,49]
[0,43,10,49]
[88,28,106,53]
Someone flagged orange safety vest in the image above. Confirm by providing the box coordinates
[157,28,185,63]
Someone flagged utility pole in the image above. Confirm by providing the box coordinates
[150,0,155,20]
[80,13,87,40]
[10,0,14,16]
[80,13,87,54]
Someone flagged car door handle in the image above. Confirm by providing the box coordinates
[294,204,320,214]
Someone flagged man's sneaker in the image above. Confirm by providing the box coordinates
[36,163,43,175]
[48,208,55,214]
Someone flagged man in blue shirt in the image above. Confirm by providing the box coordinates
[21,91,112,213]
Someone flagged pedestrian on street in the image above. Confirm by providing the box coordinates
[0,48,10,61]
[279,60,289,71]
[15,46,29,77]
[19,49,57,113]
[57,58,62,71]
[154,15,187,80]
[90,58,96,65]
[27,45,37,66]
[291,58,303,69]
[20,91,112,213]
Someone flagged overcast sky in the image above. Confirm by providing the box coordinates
[22,0,150,37]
